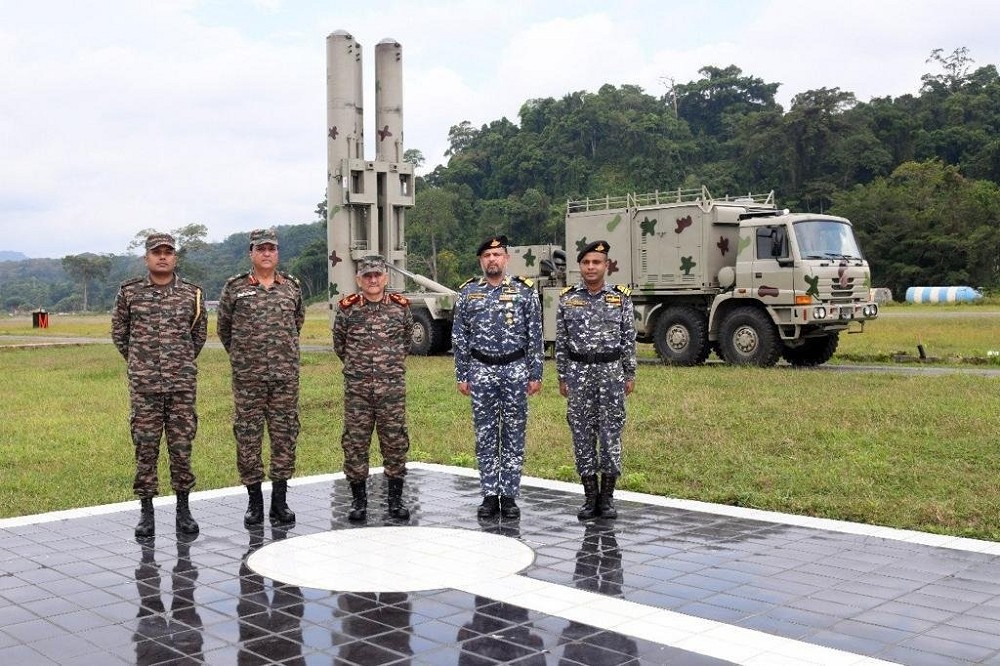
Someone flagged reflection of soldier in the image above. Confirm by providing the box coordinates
[132,536,204,664]
[458,596,545,665]
[237,526,305,665]
[452,235,544,520]
[334,592,413,665]
[333,255,413,523]
[112,232,206,538]
[559,523,638,664]
[218,227,304,528]
[555,240,636,520]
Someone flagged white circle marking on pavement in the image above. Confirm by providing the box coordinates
[246,526,536,592]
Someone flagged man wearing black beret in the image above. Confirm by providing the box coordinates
[555,240,636,520]
[452,235,544,520]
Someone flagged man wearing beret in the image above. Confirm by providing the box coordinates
[218,228,305,527]
[334,254,413,522]
[555,240,636,520]
[452,235,544,520]
[112,232,207,538]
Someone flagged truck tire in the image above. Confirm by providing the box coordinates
[781,333,839,367]
[410,308,441,356]
[718,307,781,367]
[653,306,710,366]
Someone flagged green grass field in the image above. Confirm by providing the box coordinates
[2,303,999,539]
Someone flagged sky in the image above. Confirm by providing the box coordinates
[2,0,999,259]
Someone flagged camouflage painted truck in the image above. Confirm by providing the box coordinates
[507,186,879,367]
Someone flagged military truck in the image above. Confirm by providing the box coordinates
[506,186,878,367]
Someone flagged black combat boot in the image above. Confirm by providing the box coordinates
[175,491,199,535]
[244,482,264,527]
[577,475,599,520]
[135,497,155,538]
[499,496,520,520]
[386,477,410,521]
[348,481,367,522]
[269,479,296,525]
[477,495,500,519]
[597,474,618,520]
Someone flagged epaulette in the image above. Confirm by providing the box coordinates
[338,293,362,310]
[179,277,202,290]
[514,275,534,288]
[280,271,300,286]
[459,277,477,289]
[560,286,573,296]
[119,276,143,288]
[614,284,631,297]
[225,271,251,285]
[388,292,410,307]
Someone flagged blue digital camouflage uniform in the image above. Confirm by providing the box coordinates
[217,270,305,486]
[555,281,636,476]
[112,273,207,498]
[452,275,543,498]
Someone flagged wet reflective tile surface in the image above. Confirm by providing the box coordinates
[3,464,1000,664]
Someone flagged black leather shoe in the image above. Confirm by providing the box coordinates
[477,495,500,519]
[499,496,520,520]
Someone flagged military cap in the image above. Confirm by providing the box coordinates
[577,239,610,263]
[476,235,509,256]
[145,232,176,251]
[249,227,279,248]
[356,255,387,275]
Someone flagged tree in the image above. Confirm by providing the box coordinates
[61,253,112,311]
[407,187,459,283]
[287,239,328,300]
[403,149,425,169]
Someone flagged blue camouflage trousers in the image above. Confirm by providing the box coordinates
[565,362,626,477]
[130,389,197,497]
[232,379,299,485]
[469,359,529,498]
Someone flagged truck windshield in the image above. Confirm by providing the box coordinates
[793,220,863,260]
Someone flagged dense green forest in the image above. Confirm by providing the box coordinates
[2,47,998,312]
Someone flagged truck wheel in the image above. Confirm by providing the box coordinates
[410,308,441,356]
[718,307,781,367]
[653,306,709,366]
[781,333,839,367]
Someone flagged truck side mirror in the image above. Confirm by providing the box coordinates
[770,228,786,258]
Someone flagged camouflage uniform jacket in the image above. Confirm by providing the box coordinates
[452,274,543,384]
[217,271,305,381]
[111,274,207,393]
[333,292,412,381]
[555,282,637,381]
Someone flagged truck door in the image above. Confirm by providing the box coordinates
[750,225,793,304]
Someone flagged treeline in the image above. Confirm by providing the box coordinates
[5,48,999,311]
[408,47,1000,298]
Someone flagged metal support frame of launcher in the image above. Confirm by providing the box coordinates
[325,30,414,302]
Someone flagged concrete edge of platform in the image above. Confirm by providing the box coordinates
[4,461,999,556]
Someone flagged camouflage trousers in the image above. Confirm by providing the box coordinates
[469,359,529,498]
[232,379,299,486]
[341,378,409,483]
[564,363,626,477]
[130,389,197,498]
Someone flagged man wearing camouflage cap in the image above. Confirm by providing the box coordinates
[333,254,413,522]
[555,240,636,520]
[217,227,305,527]
[112,232,207,538]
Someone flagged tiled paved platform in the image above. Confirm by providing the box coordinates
[3,463,1000,665]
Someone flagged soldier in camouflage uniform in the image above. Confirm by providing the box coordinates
[333,255,413,522]
[555,240,636,520]
[217,228,305,527]
[112,232,207,538]
[452,235,543,521]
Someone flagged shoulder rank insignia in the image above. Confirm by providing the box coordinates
[515,275,534,288]
[614,284,631,297]
[560,285,573,296]
[388,292,410,306]
[338,293,362,310]
[459,277,477,289]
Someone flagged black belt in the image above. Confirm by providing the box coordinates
[568,349,621,364]
[471,348,526,365]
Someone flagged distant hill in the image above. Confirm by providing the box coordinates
[0,250,28,261]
